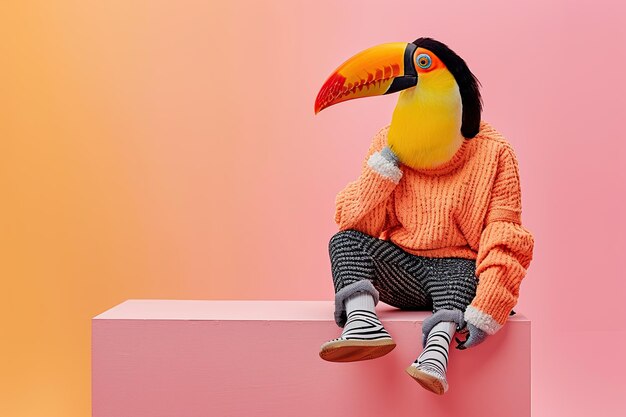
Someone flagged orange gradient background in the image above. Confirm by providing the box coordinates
[2,1,626,416]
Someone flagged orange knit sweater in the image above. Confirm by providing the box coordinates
[334,121,534,334]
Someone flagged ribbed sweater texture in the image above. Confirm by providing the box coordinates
[334,121,535,330]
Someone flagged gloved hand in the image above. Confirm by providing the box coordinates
[368,146,402,183]
[454,309,514,349]
[379,146,400,166]
[454,322,488,350]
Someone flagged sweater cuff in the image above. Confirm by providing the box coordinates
[464,305,503,335]
[367,151,402,184]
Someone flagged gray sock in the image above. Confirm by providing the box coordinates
[344,291,376,313]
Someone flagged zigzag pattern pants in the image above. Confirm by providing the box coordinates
[329,229,478,328]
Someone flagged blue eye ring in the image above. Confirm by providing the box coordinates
[416,53,432,69]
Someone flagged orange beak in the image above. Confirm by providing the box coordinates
[314,42,418,114]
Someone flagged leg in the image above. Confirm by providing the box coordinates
[320,230,432,362]
[329,230,432,327]
[406,257,478,394]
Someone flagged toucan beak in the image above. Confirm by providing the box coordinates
[314,42,418,114]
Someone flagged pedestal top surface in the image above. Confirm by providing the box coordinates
[93,299,529,322]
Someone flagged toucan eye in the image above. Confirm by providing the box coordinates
[416,53,432,69]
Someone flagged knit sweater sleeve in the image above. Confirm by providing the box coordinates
[464,145,535,335]
[334,127,402,237]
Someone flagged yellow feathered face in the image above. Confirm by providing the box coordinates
[314,39,480,170]
[387,47,464,170]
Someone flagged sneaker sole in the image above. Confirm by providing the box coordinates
[405,365,448,395]
[319,339,396,362]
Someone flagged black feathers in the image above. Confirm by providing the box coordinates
[412,37,483,138]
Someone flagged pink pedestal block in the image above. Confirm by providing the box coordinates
[92,300,530,417]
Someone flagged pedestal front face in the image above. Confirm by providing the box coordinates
[92,300,530,417]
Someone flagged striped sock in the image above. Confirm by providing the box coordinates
[407,321,456,394]
[320,291,395,362]
[335,291,391,341]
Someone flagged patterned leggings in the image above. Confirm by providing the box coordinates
[329,229,478,328]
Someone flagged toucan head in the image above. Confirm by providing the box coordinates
[314,37,483,139]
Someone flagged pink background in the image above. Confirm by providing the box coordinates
[2,1,625,416]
